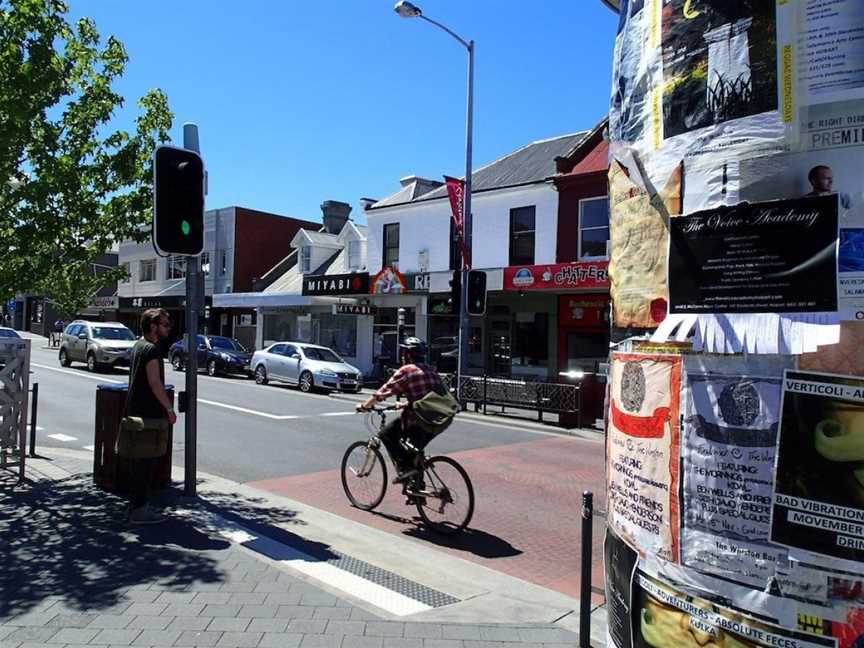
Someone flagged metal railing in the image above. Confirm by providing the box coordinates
[446,374,582,425]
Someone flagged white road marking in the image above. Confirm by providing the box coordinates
[31,363,123,384]
[319,412,354,417]
[197,399,300,420]
[176,508,432,616]
[83,445,95,451]
[47,433,77,442]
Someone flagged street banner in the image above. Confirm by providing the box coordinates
[680,355,791,588]
[444,175,469,269]
[608,160,682,328]
[771,370,864,568]
[668,195,839,315]
[503,261,609,292]
[607,352,682,561]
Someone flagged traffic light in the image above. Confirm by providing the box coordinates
[153,145,205,256]
[449,270,461,313]
[466,269,487,316]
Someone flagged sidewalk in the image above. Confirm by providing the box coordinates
[1,448,607,648]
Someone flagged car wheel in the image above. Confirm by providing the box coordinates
[86,353,98,373]
[171,354,184,371]
[254,365,268,385]
[299,371,313,393]
[59,348,70,367]
[207,359,218,377]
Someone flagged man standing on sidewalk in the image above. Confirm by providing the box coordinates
[125,307,176,524]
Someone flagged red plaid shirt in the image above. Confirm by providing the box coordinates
[374,363,444,425]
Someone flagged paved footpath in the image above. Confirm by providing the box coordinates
[0,448,607,648]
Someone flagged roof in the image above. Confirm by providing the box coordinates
[372,178,443,208]
[369,132,589,210]
[291,230,341,248]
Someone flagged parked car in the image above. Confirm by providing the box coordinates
[0,327,21,339]
[250,342,363,393]
[430,336,458,373]
[168,334,252,377]
[59,320,136,372]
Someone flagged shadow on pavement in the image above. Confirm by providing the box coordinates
[403,524,523,559]
[0,472,225,618]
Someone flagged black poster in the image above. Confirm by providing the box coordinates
[669,195,838,314]
[302,273,369,296]
[604,529,638,648]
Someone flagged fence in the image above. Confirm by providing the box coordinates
[0,337,31,481]
[445,373,582,426]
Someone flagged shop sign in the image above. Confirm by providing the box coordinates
[504,261,609,291]
[333,303,377,316]
[404,273,430,292]
[370,267,407,294]
[89,296,118,310]
[121,295,186,309]
[559,294,609,328]
[302,272,369,296]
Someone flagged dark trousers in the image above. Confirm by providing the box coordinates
[379,416,431,471]
[129,456,157,509]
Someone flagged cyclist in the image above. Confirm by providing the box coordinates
[356,337,446,484]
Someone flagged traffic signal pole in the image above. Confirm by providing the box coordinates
[182,123,200,497]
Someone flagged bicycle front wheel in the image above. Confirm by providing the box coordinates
[415,456,475,534]
[341,441,388,511]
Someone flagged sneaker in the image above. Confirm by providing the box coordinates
[128,505,165,525]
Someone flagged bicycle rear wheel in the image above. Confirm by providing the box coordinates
[341,441,388,510]
[415,456,474,534]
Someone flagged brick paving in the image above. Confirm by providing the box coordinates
[248,436,607,600]
[0,454,583,648]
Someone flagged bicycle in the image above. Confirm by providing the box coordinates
[340,405,475,535]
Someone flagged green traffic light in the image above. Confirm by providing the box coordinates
[181,220,191,236]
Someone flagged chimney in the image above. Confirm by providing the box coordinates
[321,200,352,234]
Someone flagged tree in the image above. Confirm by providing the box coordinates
[0,0,173,317]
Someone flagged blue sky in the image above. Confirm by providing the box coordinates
[71,1,617,226]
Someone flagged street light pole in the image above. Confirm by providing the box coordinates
[394,1,474,385]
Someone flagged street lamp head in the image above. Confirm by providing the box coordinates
[394,1,422,18]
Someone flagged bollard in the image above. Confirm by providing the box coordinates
[580,490,593,648]
[29,382,38,457]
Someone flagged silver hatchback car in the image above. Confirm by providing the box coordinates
[250,342,363,393]
[59,320,137,372]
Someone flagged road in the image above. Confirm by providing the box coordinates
[24,335,606,600]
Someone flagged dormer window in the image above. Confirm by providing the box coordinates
[300,246,311,274]
[348,240,361,270]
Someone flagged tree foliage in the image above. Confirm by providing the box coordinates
[0,0,172,316]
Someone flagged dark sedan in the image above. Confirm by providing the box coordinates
[169,334,252,377]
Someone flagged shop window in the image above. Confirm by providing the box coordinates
[512,312,548,367]
[383,223,399,269]
[166,255,186,280]
[509,206,535,266]
[139,259,156,282]
[300,246,311,273]
[316,313,357,357]
[579,197,610,260]
[119,262,130,283]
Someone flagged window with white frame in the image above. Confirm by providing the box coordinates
[578,197,610,260]
[348,240,361,270]
[166,255,186,279]
[509,206,536,266]
[119,262,130,283]
[139,259,156,282]
[200,252,211,276]
[300,246,311,273]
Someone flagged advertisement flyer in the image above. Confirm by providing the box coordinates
[608,160,682,328]
[668,195,839,314]
[607,352,682,561]
[605,529,639,648]
[681,356,791,588]
[634,572,836,648]
[771,370,864,566]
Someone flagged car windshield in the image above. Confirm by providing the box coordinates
[210,336,246,352]
[91,327,135,341]
[303,347,342,363]
[0,329,19,338]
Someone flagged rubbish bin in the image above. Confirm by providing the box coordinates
[93,383,173,495]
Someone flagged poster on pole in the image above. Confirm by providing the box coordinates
[607,352,682,561]
[771,370,864,568]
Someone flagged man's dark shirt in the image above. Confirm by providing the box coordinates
[126,339,165,418]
